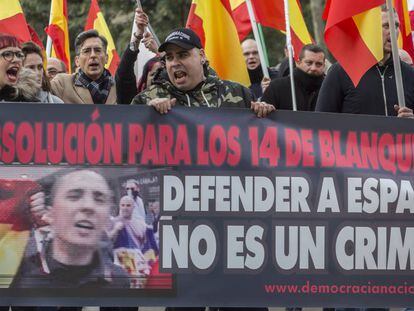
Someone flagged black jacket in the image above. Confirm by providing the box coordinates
[247,65,278,99]
[115,46,139,105]
[262,68,324,111]
[11,238,129,288]
[315,58,414,115]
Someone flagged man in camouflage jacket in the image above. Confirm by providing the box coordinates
[131,28,274,118]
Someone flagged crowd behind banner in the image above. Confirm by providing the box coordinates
[0,0,414,310]
[0,105,413,308]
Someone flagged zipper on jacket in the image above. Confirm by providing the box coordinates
[376,65,389,116]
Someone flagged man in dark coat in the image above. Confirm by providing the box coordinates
[241,38,278,99]
[262,44,326,111]
[315,7,414,118]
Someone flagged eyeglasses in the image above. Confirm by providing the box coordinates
[80,47,104,56]
[1,51,25,62]
[47,68,65,77]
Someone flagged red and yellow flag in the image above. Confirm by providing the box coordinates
[230,0,313,59]
[394,0,414,60]
[0,179,40,287]
[229,0,251,40]
[85,0,120,76]
[45,0,71,73]
[186,0,250,86]
[28,24,45,51]
[0,0,31,42]
[323,0,385,86]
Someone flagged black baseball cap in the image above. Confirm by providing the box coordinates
[158,28,203,52]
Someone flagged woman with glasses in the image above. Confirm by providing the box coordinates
[0,33,26,101]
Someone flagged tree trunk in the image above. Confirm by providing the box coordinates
[309,0,325,46]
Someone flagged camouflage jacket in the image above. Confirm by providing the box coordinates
[131,69,252,108]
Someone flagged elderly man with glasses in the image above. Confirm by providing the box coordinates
[50,29,116,105]
[46,57,67,80]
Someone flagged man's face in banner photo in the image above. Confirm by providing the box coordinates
[125,180,140,199]
[148,200,160,218]
[49,170,112,250]
[382,10,400,55]
[119,195,134,220]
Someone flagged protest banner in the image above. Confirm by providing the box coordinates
[0,103,413,307]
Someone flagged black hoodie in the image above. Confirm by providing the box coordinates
[262,67,324,111]
[315,58,414,115]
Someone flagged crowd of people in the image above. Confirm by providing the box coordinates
[0,3,413,311]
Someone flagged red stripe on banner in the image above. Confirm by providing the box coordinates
[0,13,31,42]
[325,18,379,86]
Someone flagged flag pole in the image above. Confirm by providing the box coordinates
[46,0,54,57]
[386,0,406,108]
[133,0,161,46]
[245,0,270,78]
[257,24,270,67]
[283,0,298,111]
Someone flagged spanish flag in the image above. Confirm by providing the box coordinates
[324,0,384,86]
[45,0,71,73]
[0,179,40,288]
[229,0,251,40]
[28,24,45,51]
[230,0,313,59]
[186,0,250,87]
[85,0,120,76]
[0,0,30,42]
[394,0,414,60]
[409,0,414,28]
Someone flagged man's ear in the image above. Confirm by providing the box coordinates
[104,53,109,66]
[200,48,206,64]
[75,55,80,68]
